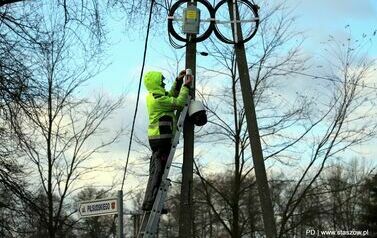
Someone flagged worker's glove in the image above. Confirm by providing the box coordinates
[184,74,193,87]
[174,70,186,91]
[176,70,186,81]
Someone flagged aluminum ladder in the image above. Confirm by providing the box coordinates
[137,96,191,238]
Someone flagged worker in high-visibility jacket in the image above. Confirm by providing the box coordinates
[142,70,192,212]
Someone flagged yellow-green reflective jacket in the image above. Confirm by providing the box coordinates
[144,71,189,141]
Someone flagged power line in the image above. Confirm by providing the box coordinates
[121,0,155,191]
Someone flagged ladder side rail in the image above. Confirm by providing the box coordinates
[144,181,170,237]
[143,97,191,237]
[160,97,191,184]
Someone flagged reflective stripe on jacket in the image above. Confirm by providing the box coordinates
[144,71,189,140]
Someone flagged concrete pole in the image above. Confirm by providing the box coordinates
[227,1,277,237]
[179,2,197,238]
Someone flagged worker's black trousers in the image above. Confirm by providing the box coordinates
[142,139,171,211]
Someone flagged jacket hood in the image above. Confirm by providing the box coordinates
[144,71,165,95]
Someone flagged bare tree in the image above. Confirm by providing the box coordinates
[277,32,377,237]
[191,1,377,237]
[360,172,377,235]
[1,2,46,235]
[1,1,123,237]
[192,1,312,237]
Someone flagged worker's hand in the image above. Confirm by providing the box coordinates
[176,70,186,81]
[184,74,193,87]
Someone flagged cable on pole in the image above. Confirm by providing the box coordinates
[167,0,259,44]
[168,0,215,43]
[169,32,187,49]
[121,0,155,191]
[213,0,259,44]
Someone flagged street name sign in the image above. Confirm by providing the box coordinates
[79,197,118,218]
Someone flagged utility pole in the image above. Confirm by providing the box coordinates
[227,2,277,237]
[117,190,124,238]
[168,1,275,236]
[179,2,196,237]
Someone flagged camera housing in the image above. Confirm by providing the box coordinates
[188,100,207,126]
